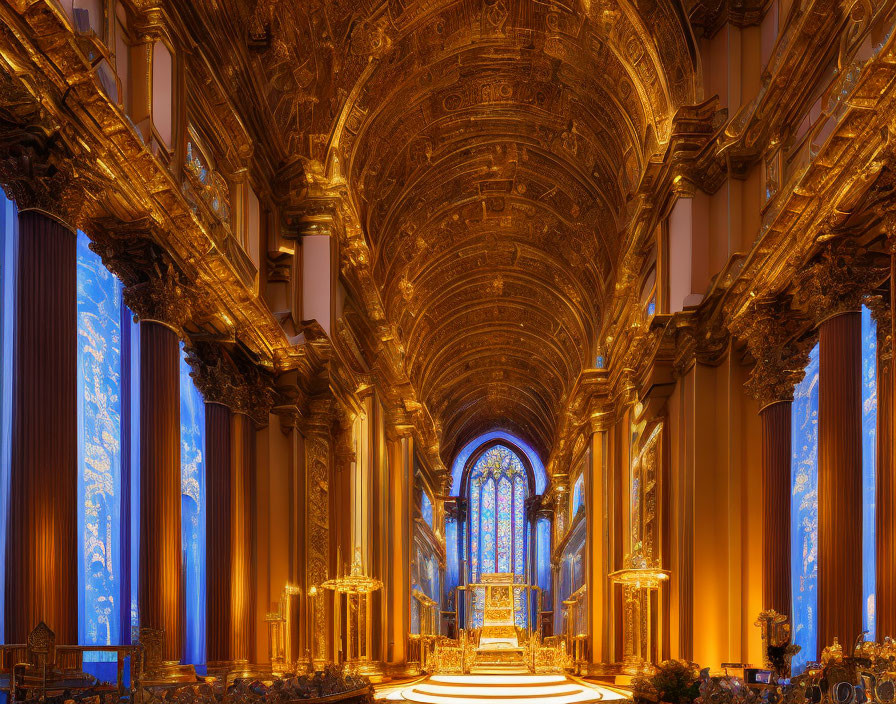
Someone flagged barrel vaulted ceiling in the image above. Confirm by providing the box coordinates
[192,0,700,462]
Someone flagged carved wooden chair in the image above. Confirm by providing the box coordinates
[0,622,130,702]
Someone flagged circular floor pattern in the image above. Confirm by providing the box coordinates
[385,674,629,704]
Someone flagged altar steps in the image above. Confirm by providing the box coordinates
[395,674,627,704]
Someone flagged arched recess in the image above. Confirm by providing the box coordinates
[445,432,551,630]
[450,430,546,496]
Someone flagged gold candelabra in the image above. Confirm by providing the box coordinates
[609,549,670,675]
[321,548,383,677]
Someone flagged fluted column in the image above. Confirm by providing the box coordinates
[817,311,863,653]
[185,342,273,663]
[880,274,896,637]
[734,296,812,621]
[231,412,256,661]
[124,271,194,662]
[876,234,896,640]
[797,245,888,655]
[384,410,412,669]
[759,401,792,617]
[5,209,78,644]
[137,320,183,660]
[205,402,233,662]
[586,418,611,666]
[0,141,99,645]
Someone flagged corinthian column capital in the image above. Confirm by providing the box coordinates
[730,296,813,409]
[795,240,888,323]
[184,341,276,427]
[123,264,196,333]
[0,121,107,231]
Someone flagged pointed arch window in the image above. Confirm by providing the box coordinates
[468,445,529,584]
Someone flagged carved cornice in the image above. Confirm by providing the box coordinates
[729,297,813,408]
[184,341,276,427]
[795,241,889,324]
[671,313,730,376]
[687,0,766,38]
[664,97,728,195]
[384,404,415,441]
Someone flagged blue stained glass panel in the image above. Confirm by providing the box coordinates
[496,477,512,572]
[862,306,877,639]
[127,313,140,634]
[467,444,531,587]
[180,344,206,665]
[76,231,123,658]
[513,476,525,576]
[572,474,585,517]
[411,590,420,634]
[513,587,527,628]
[446,518,459,602]
[421,491,433,528]
[471,482,480,583]
[792,343,819,673]
[480,478,496,574]
[0,194,17,645]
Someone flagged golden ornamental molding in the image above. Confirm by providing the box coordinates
[0,128,106,232]
[123,264,196,333]
[866,293,893,361]
[795,241,889,324]
[305,396,336,439]
[730,297,814,409]
[184,342,276,427]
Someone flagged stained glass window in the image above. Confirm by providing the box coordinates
[77,231,124,659]
[180,344,206,665]
[0,194,16,645]
[470,481,480,584]
[496,477,512,572]
[513,476,526,576]
[421,490,433,528]
[536,518,551,596]
[862,305,877,639]
[791,342,819,674]
[74,232,206,672]
[480,478,496,574]
[468,445,530,586]
[572,474,585,517]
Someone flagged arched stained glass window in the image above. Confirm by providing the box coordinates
[468,445,529,584]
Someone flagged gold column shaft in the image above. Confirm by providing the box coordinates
[231,412,256,661]
[138,321,183,662]
[5,210,78,645]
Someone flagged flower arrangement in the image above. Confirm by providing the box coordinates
[633,659,701,704]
